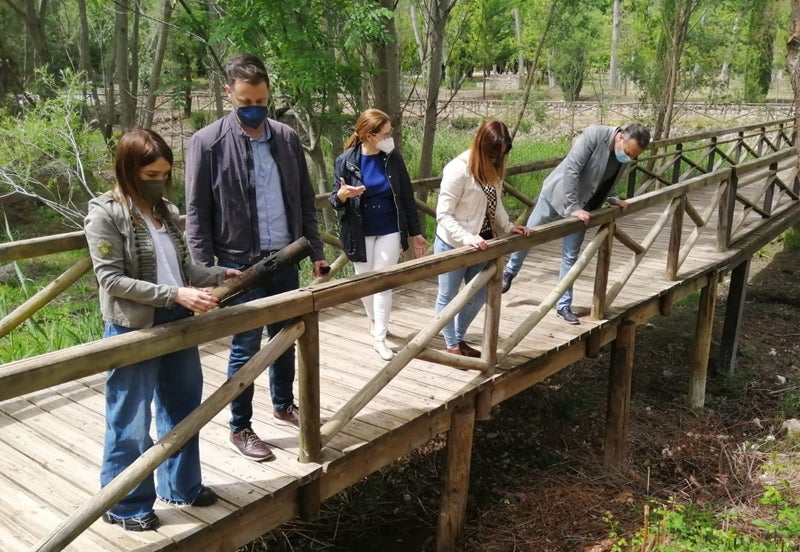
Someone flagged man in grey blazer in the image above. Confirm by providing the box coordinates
[502,124,651,324]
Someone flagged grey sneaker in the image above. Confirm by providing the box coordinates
[557,306,580,325]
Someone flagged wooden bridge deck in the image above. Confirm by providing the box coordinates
[2,167,799,550]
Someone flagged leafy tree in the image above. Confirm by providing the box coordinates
[547,0,608,102]
[743,0,779,102]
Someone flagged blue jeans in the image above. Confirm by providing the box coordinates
[434,237,489,349]
[219,260,299,432]
[504,198,586,311]
[100,306,203,519]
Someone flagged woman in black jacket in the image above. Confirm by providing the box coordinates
[330,109,428,360]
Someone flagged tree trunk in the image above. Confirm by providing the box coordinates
[142,0,174,129]
[130,0,141,102]
[510,1,560,141]
[718,17,738,88]
[609,0,621,90]
[788,0,800,176]
[410,2,426,69]
[115,0,135,131]
[652,0,698,141]
[513,7,525,90]
[369,0,403,148]
[418,0,456,180]
[5,0,51,72]
[76,0,106,135]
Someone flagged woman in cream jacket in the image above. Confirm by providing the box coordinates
[434,120,530,356]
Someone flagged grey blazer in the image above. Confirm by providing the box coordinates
[85,192,228,328]
[539,125,623,217]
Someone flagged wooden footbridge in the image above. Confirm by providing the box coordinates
[1,119,798,551]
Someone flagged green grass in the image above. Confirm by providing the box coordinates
[0,251,102,362]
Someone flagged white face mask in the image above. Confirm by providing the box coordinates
[376,136,395,154]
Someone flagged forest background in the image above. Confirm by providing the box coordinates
[2,0,800,550]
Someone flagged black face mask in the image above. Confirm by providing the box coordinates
[139,179,166,203]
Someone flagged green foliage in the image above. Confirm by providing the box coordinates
[606,491,800,551]
[188,110,215,132]
[743,0,778,102]
[779,387,800,419]
[782,226,800,251]
[0,70,110,230]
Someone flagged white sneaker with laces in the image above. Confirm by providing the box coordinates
[374,340,394,361]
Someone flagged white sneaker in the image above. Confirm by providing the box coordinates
[374,340,394,361]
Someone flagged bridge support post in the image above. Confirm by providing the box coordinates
[718,259,750,375]
[688,275,719,409]
[436,401,476,552]
[604,319,636,471]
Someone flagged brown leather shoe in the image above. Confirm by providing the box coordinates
[274,404,300,428]
[446,346,461,355]
[229,428,275,462]
[458,341,481,358]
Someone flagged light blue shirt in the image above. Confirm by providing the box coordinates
[251,128,291,250]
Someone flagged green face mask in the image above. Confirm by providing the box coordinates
[139,179,166,203]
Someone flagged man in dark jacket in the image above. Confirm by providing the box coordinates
[185,53,328,462]
[501,124,650,325]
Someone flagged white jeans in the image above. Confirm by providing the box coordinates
[353,232,402,341]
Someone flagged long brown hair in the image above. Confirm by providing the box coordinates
[113,129,173,217]
[344,108,391,149]
[468,120,513,187]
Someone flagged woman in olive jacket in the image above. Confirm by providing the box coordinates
[329,109,428,360]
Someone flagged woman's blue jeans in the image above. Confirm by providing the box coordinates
[503,197,586,311]
[100,306,203,519]
[434,237,488,349]
[218,261,299,432]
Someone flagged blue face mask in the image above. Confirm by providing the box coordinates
[236,105,268,129]
[615,149,632,164]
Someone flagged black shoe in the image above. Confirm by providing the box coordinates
[102,511,160,532]
[501,271,516,294]
[189,486,218,507]
[159,485,218,507]
[556,306,580,325]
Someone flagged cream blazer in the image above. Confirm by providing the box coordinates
[435,151,514,248]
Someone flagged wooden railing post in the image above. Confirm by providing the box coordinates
[733,130,744,165]
[671,143,683,185]
[762,161,778,216]
[717,169,737,250]
[297,312,321,464]
[481,257,503,369]
[706,137,717,172]
[591,222,614,320]
[666,196,685,280]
